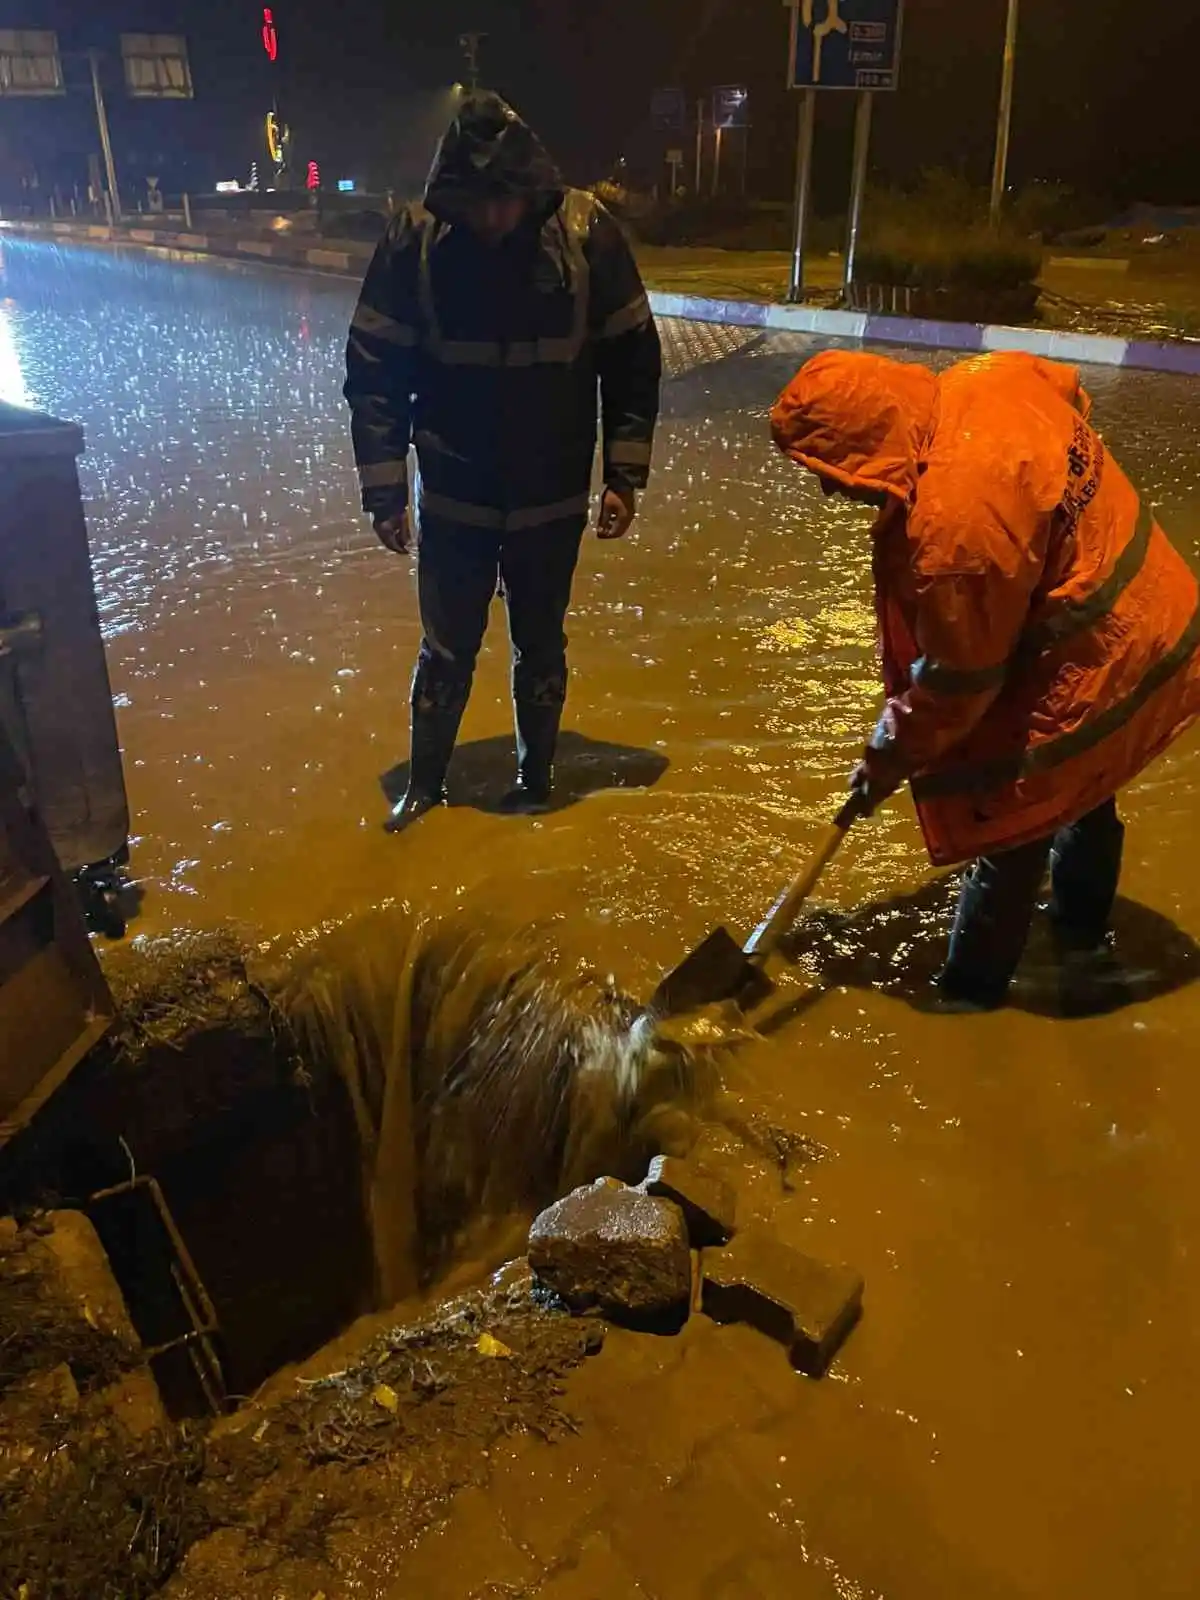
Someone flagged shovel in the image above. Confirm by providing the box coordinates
[648,792,867,1020]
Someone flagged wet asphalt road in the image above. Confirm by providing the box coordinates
[5,236,1200,1597]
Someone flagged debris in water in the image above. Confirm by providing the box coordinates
[528,1178,692,1323]
[476,1332,515,1359]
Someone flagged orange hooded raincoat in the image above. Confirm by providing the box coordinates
[771,350,1200,867]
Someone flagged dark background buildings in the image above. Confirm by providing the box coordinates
[0,1,1195,209]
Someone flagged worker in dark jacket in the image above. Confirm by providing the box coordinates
[345,92,662,826]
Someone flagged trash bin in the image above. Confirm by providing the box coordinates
[0,401,131,933]
[0,715,114,1146]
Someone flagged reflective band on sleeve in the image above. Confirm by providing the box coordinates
[1022,501,1154,658]
[911,655,1009,695]
[607,440,653,468]
[601,293,651,340]
[914,599,1200,801]
[358,460,409,489]
[420,490,591,532]
[351,303,418,347]
[913,501,1157,702]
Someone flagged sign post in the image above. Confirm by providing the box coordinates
[784,0,905,301]
[788,90,817,303]
[843,89,874,293]
[989,0,1019,227]
[711,85,748,199]
[87,50,121,220]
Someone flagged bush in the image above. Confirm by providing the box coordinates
[632,197,801,252]
[855,228,1041,293]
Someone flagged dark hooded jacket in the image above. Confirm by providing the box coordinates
[344,93,662,529]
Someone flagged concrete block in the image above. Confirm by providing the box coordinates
[643,1154,737,1248]
[529,1179,691,1323]
[701,1227,863,1376]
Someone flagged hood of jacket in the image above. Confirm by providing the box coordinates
[770,351,939,505]
[424,91,565,226]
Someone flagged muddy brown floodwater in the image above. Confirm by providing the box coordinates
[4,237,1200,1597]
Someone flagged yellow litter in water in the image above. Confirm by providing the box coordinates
[476,1332,515,1359]
[372,1382,400,1412]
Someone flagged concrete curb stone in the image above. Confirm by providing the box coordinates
[701,1226,864,1377]
[9,222,1200,374]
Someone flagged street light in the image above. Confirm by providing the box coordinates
[989,0,1019,227]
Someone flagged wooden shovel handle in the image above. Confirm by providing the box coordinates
[746,792,868,962]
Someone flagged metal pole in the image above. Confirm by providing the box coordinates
[88,51,121,222]
[713,126,723,197]
[989,0,1019,227]
[182,191,192,230]
[842,90,873,296]
[787,89,816,303]
[740,126,749,198]
[694,98,704,195]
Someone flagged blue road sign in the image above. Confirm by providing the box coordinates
[650,87,687,131]
[789,0,905,92]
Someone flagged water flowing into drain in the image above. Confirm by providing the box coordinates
[276,903,724,1306]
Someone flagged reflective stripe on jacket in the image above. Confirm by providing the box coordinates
[771,350,1200,866]
[343,188,661,528]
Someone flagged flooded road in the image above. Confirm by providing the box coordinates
[5,237,1200,1597]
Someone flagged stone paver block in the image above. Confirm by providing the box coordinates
[643,1154,737,1247]
[701,1228,863,1376]
[529,1179,691,1323]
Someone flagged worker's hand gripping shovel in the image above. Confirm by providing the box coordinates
[648,791,870,1022]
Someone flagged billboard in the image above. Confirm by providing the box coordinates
[120,34,194,99]
[0,31,64,97]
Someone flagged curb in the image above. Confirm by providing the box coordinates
[3,219,371,278]
[647,292,1200,377]
[8,223,1199,377]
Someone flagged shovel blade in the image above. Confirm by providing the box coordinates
[649,927,776,1020]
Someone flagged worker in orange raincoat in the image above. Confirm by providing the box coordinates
[771,349,1200,1009]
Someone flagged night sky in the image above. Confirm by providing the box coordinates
[44,0,1200,205]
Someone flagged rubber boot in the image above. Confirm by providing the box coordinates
[499,700,563,815]
[386,704,462,833]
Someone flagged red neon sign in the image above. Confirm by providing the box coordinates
[262,8,278,61]
[306,161,319,191]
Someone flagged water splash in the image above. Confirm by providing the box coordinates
[274,903,733,1305]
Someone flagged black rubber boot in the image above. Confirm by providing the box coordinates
[499,700,563,815]
[385,704,463,833]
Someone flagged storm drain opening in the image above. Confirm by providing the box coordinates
[0,912,716,1420]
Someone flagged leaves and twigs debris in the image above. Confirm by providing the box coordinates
[101,929,275,1065]
[180,1265,604,1588]
[0,1218,208,1600]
